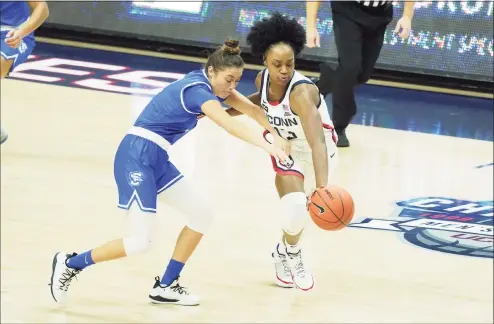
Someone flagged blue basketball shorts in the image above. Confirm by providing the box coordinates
[114,133,184,213]
[0,31,35,73]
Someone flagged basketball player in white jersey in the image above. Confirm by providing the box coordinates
[227,12,339,291]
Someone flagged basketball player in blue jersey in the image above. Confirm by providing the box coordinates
[227,13,339,291]
[0,1,49,144]
[49,40,290,306]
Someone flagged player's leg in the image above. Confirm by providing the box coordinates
[1,33,36,144]
[0,52,14,79]
[49,135,160,304]
[156,175,213,281]
[144,163,209,306]
[267,131,339,291]
[262,132,309,289]
[271,151,315,291]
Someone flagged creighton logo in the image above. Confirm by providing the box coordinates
[128,171,144,187]
[349,197,493,258]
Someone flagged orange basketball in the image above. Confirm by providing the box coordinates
[308,186,355,231]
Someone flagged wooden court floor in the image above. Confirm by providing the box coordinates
[1,79,493,323]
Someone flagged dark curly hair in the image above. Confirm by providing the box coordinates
[246,12,306,58]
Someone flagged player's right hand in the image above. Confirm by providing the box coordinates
[306,27,320,48]
[273,134,292,156]
[5,29,23,48]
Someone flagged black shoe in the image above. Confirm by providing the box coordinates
[336,129,350,147]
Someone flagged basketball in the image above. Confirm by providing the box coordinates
[308,186,355,231]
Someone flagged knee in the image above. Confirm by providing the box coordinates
[123,234,153,255]
[187,208,214,234]
[160,178,215,234]
[123,206,156,256]
[280,192,309,235]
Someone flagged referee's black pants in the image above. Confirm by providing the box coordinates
[318,1,393,131]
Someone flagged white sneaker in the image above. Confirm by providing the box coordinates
[271,243,295,288]
[49,252,81,303]
[149,276,200,306]
[286,247,315,291]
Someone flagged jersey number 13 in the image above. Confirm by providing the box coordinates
[274,127,298,141]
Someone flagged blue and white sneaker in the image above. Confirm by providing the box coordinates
[49,252,81,304]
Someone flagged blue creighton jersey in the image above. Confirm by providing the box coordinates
[134,69,225,145]
[0,2,32,36]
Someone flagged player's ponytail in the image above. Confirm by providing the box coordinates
[221,39,242,56]
[205,38,244,73]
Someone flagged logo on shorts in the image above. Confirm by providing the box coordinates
[349,197,493,258]
[128,171,144,187]
[18,41,27,54]
[279,156,295,169]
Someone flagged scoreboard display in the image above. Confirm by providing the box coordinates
[44,1,493,82]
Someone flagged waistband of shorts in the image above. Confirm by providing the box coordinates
[127,126,171,152]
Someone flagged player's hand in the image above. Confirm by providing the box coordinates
[306,191,313,210]
[273,134,291,156]
[306,187,318,210]
[306,186,325,210]
[265,143,290,165]
[306,26,320,48]
[394,16,411,39]
[5,29,23,49]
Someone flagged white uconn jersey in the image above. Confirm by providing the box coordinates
[259,69,337,144]
[259,69,339,194]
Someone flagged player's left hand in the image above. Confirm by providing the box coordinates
[273,134,291,156]
[5,29,24,48]
[394,16,412,39]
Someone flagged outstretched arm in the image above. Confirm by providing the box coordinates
[201,100,288,163]
[225,70,263,118]
[224,90,291,156]
[225,92,260,117]
[223,90,273,133]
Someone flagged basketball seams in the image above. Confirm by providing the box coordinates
[311,211,342,224]
[315,189,344,224]
[335,190,352,225]
[347,199,354,225]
